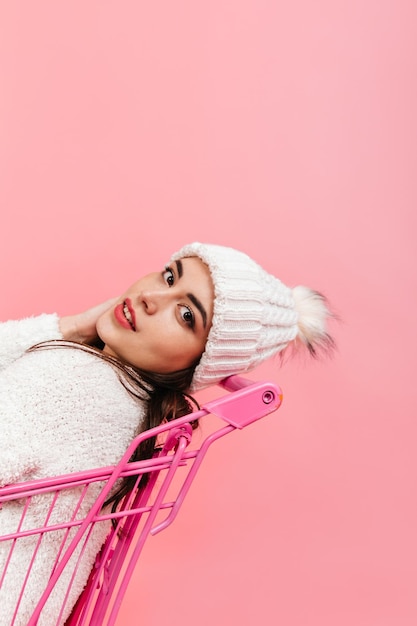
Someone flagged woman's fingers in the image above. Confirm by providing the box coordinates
[59,297,119,343]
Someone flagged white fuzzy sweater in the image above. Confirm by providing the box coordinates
[0,314,145,625]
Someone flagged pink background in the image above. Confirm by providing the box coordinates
[1,1,416,625]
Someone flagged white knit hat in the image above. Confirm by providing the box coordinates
[171,242,304,392]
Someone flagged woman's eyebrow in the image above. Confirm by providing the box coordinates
[174,258,208,327]
[187,293,207,328]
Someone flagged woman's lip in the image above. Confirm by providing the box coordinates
[125,298,136,330]
[114,302,134,330]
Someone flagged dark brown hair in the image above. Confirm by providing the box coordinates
[27,340,199,513]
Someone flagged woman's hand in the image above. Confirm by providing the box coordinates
[59,298,119,344]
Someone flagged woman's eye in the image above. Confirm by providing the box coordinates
[163,266,174,286]
[179,305,194,328]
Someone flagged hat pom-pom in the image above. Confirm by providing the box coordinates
[292,286,335,357]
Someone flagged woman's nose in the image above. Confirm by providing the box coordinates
[140,290,169,314]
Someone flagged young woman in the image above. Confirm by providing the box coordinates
[0,242,334,625]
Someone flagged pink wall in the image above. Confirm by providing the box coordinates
[1,1,416,624]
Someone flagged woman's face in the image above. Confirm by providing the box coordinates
[97,256,214,374]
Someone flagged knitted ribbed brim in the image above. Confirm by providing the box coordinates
[171,242,299,392]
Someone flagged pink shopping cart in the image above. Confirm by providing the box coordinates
[0,375,282,626]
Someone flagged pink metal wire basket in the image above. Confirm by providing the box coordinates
[0,375,282,626]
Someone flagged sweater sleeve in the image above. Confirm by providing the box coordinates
[0,314,62,372]
[0,343,141,488]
